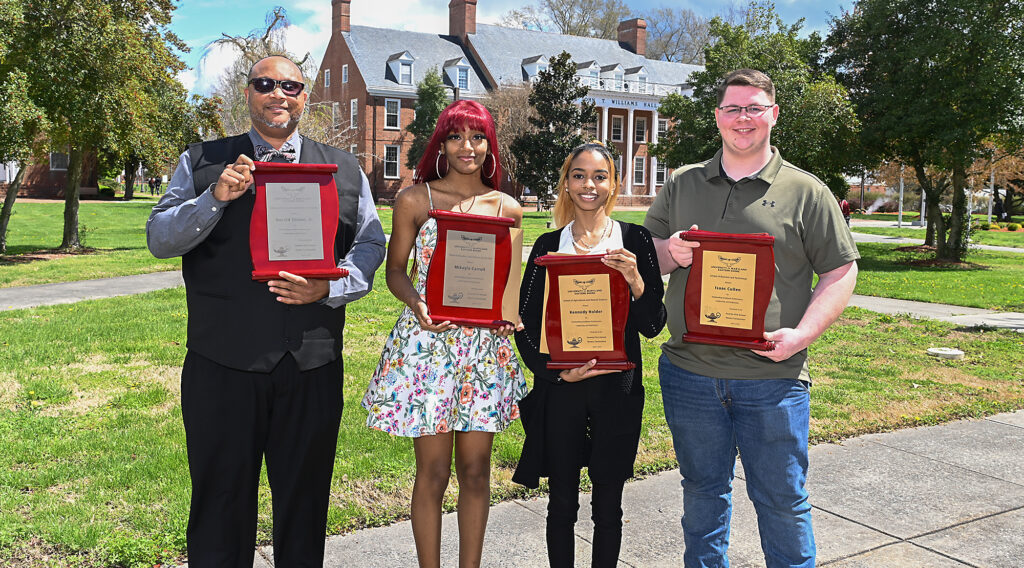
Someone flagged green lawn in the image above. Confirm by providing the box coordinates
[0,200,179,287]
[853,243,1024,311]
[1,263,1022,567]
[851,226,1024,248]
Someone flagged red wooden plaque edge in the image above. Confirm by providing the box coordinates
[535,254,635,371]
[680,229,775,351]
[424,209,515,329]
[250,161,349,282]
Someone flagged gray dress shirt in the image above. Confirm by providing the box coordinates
[146,129,386,308]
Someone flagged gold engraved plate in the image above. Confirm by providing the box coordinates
[557,273,613,352]
[699,250,756,329]
[442,230,496,309]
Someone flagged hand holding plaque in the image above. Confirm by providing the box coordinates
[679,229,776,351]
[535,254,634,371]
[424,209,523,329]
[249,161,349,282]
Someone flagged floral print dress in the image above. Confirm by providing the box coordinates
[362,204,527,437]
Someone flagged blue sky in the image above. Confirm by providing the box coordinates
[170,0,850,95]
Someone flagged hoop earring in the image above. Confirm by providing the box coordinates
[486,153,496,179]
[435,150,446,178]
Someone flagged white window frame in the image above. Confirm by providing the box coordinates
[342,64,349,83]
[611,116,623,142]
[324,68,331,88]
[384,145,400,179]
[457,68,469,90]
[331,102,340,127]
[658,118,669,137]
[384,98,401,130]
[656,162,668,185]
[589,70,599,88]
[615,73,624,91]
[350,99,358,128]
[634,117,647,143]
[633,156,646,186]
[400,62,413,85]
[349,144,357,156]
[49,152,68,171]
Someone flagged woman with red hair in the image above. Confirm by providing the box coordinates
[363,100,527,567]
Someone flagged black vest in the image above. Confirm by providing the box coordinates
[182,133,361,372]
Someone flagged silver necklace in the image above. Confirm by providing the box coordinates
[569,218,612,253]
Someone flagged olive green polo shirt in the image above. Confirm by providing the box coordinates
[644,147,859,381]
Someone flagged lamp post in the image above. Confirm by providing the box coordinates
[898,164,904,228]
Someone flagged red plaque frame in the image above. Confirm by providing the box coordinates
[249,161,349,282]
[680,230,775,351]
[535,254,634,371]
[425,209,515,329]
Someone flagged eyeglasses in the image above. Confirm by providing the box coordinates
[717,104,775,117]
[248,77,305,96]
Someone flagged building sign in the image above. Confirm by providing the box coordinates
[584,95,661,111]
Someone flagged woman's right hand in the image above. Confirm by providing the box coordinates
[558,359,616,383]
[412,300,457,333]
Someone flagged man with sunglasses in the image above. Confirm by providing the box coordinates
[644,69,859,567]
[147,55,385,567]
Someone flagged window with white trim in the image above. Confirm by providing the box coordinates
[633,156,645,186]
[350,144,357,156]
[400,62,413,85]
[615,73,624,90]
[324,68,331,88]
[331,102,340,127]
[590,70,599,87]
[611,116,623,142]
[384,145,400,179]
[350,99,358,128]
[457,68,469,90]
[658,119,669,137]
[634,117,647,143]
[342,64,349,83]
[385,99,400,129]
[49,152,68,171]
[656,162,668,185]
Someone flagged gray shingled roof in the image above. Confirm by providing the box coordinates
[469,23,701,88]
[344,25,487,96]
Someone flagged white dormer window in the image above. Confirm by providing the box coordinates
[387,51,416,86]
[522,55,550,82]
[324,68,331,88]
[625,66,648,94]
[590,70,599,87]
[444,56,473,93]
[600,64,624,92]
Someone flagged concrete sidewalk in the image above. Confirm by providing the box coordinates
[277,409,1023,568]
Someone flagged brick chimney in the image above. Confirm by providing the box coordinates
[449,0,477,38]
[332,0,351,35]
[617,18,647,56]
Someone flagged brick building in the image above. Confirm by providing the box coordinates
[311,0,701,202]
[0,153,99,199]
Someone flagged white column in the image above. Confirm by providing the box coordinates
[649,109,659,196]
[602,106,609,144]
[624,107,634,196]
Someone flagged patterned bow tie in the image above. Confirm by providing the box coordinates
[254,143,297,163]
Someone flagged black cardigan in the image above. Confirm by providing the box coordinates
[515,221,667,393]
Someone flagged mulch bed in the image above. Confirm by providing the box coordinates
[892,245,988,269]
[0,248,95,264]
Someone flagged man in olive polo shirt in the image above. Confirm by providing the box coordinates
[644,69,859,567]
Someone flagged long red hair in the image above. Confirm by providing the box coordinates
[414,100,502,189]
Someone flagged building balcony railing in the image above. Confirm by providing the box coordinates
[576,74,690,97]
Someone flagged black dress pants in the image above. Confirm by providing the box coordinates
[541,377,644,568]
[181,350,344,568]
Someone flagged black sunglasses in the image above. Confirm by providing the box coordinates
[248,77,305,96]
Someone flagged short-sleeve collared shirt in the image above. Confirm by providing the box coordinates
[644,147,860,381]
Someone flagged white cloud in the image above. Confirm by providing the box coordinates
[194,41,242,95]
[177,68,198,92]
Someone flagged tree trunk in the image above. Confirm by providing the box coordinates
[59,146,84,252]
[912,162,943,247]
[123,155,139,201]
[0,161,26,255]
[942,164,970,262]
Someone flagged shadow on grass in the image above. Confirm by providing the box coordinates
[856,246,992,274]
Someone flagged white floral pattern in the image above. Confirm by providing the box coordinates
[362,217,527,437]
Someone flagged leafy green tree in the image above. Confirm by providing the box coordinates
[405,67,448,172]
[511,51,597,209]
[827,0,1024,261]
[0,68,49,254]
[651,2,860,194]
[6,0,191,250]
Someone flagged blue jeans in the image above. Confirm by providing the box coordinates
[659,356,814,568]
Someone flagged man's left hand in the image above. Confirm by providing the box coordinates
[752,327,809,362]
[267,271,330,305]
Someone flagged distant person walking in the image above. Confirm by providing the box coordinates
[839,197,851,226]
